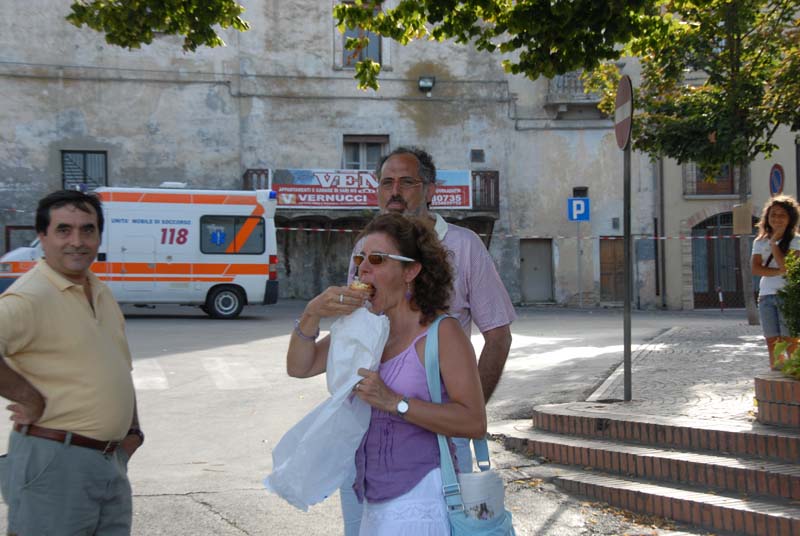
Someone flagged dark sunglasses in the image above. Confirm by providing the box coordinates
[352,252,416,266]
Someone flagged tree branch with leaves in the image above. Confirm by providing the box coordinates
[333,0,658,90]
[66,0,250,51]
[584,0,800,324]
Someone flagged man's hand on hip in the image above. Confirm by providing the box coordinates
[120,430,144,457]
[7,392,45,425]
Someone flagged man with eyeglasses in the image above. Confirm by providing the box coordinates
[339,146,516,536]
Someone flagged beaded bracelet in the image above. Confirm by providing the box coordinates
[294,317,320,342]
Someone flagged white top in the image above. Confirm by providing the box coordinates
[752,236,800,295]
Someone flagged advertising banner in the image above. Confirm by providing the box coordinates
[270,169,472,210]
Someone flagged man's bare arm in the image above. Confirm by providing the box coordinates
[0,354,45,424]
[476,325,512,402]
[120,396,143,456]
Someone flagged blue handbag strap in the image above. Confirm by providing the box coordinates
[424,314,493,514]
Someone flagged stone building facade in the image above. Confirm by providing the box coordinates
[1,0,797,309]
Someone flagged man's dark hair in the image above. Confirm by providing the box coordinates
[36,190,105,235]
[376,146,437,185]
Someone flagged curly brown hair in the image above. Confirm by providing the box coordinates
[757,195,800,255]
[359,213,453,325]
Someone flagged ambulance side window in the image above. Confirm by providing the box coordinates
[200,216,265,254]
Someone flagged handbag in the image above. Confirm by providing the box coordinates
[424,314,516,536]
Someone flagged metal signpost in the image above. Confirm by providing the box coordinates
[567,197,590,307]
[615,75,633,402]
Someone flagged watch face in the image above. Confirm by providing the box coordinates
[397,399,409,415]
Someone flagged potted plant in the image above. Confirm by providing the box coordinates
[776,253,800,379]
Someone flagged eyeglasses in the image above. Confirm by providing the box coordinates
[353,252,416,266]
[378,177,425,191]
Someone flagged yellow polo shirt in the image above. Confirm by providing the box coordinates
[0,260,135,441]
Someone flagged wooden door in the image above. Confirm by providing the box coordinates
[600,238,624,302]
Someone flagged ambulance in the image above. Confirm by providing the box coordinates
[0,186,279,319]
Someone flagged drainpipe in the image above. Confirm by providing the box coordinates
[795,135,799,198]
[659,157,666,308]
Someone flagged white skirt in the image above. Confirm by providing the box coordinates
[359,468,450,536]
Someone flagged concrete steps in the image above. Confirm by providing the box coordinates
[492,403,800,535]
[501,428,800,501]
[554,471,800,536]
[533,402,800,462]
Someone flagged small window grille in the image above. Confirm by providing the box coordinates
[61,151,107,191]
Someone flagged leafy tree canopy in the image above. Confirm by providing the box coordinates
[334,0,659,90]
[584,0,800,174]
[67,0,249,51]
[580,0,799,327]
[68,0,660,90]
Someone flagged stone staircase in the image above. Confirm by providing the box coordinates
[494,377,800,535]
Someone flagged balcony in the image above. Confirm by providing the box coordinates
[545,71,602,119]
[682,163,749,196]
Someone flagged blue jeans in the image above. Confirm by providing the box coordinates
[340,437,473,536]
[758,293,789,338]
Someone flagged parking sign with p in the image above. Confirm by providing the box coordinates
[568,197,590,221]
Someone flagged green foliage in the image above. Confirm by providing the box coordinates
[333,0,659,91]
[773,341,800,380]
[776,253,800,380]
[589,0,800,173]
[67,0,250,51]
[581,63,623,117]
[778,253,800,337]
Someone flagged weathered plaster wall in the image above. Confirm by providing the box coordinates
[5,1,795,308]
[505,121,658,307]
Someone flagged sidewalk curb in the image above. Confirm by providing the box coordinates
[586,326,678,402]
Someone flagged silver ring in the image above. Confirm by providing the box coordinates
[339,293,344,304]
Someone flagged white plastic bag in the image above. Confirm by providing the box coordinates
[264,307,389,511]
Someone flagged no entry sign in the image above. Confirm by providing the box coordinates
[770,163,785,196]
[615,75,633,150]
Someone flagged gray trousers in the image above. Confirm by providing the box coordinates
[0,431,131,536]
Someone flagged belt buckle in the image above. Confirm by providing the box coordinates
[102,441,118,455]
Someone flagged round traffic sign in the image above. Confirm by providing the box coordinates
[770,164,784,196]
[615,75,633,150]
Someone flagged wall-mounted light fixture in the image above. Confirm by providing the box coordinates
[418,76,436,97]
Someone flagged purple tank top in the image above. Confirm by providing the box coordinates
[353,328,457,503]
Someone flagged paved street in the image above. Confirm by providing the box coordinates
[0,301,755,534]
[587,323,764,422]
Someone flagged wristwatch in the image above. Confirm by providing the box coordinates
[127,427,145,445]
[396,396,410,418]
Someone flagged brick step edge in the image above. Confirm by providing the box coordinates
[495,426,800,501]
[755,374,800,428]
[554,471,800,536]
[758,400,800,428]
[754,374,800,405]
[532,403,800,462]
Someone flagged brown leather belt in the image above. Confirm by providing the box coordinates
[13,424,120,454]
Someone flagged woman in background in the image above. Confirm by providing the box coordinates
[751,195,800,369]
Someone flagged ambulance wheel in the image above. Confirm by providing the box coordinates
[206,286,245,319]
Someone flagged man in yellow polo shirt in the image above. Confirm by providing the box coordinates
[0,190,142,535]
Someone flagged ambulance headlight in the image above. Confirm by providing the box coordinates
[0,263,11,273]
